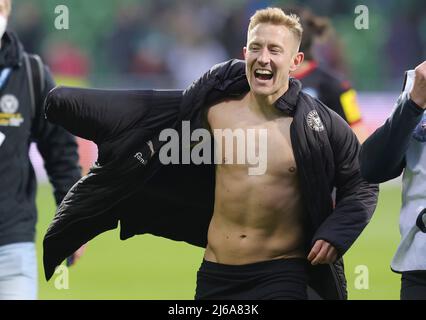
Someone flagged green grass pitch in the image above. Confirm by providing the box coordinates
[35,183,402,300]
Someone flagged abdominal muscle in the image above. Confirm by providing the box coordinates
[204,164,306,265]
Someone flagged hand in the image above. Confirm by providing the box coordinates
[410,61,426,109]
[307,240,338,265]
[68,244,87,266]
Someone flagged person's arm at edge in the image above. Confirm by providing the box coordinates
[360,61,426,183]
[359,93,424,183]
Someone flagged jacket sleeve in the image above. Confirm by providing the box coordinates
[31,66,82,205]
[45,87,183,165]
[312,110,379,256]
[45,86,184,145]
[359,92,424,183]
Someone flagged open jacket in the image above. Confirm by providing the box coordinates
[43,59,378,300]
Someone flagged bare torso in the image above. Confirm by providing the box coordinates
[204,93,306,265]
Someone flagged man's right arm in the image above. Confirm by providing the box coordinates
[360,62,426,183]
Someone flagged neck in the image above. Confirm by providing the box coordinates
[248,82,289,117]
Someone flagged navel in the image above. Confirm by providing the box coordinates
[240,235,247,239]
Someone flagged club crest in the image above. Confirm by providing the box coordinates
[0,94,19,114]
[306,110,324,132]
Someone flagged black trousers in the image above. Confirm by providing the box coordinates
[195,258,308,300]
[401,271,426,300]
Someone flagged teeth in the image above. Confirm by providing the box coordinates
[255,69,273,75]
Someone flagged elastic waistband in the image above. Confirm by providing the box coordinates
[200,257,308,274]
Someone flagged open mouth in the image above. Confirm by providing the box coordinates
[254,69,273,81]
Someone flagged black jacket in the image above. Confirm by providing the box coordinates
[43,59,378,299]
[0,31,81,246]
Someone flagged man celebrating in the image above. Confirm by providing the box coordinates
[42,8,378,300]
[199,8,335,300]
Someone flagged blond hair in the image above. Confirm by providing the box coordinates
[248,7,303,45]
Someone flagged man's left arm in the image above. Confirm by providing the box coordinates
[308,112,379,264]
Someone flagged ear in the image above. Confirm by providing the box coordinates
[289,52,304,73]
[243,46,248,60]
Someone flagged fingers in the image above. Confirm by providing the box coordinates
[325,247,338,264]
[307,240,323,262]
[411,60,426,108]
[310,241,330,265]
[308,240,338,265]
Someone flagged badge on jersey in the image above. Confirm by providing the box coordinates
[306,110,324,132]
[340,89,362,124]
[0,94,23,127]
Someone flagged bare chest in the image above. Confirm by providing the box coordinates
[207,101,297,176]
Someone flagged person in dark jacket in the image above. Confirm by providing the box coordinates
[0,0,82,299]
[42,8,378,300]
[360,60,426,299]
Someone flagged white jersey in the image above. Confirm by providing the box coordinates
[391,70,426,272]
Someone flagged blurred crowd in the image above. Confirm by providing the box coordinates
[9,0,426,90]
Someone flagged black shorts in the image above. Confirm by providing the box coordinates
[195,258,308,300]
[401,271,426,300]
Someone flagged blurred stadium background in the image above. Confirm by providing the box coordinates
[8,0,425,299]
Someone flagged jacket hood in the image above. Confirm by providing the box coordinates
[0,31,24,68]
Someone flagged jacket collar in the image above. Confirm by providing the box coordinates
[273,77,302,117]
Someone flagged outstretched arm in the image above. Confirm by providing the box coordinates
[45,87,183,165]
[360,61,426,183]
[45,87,180,144]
